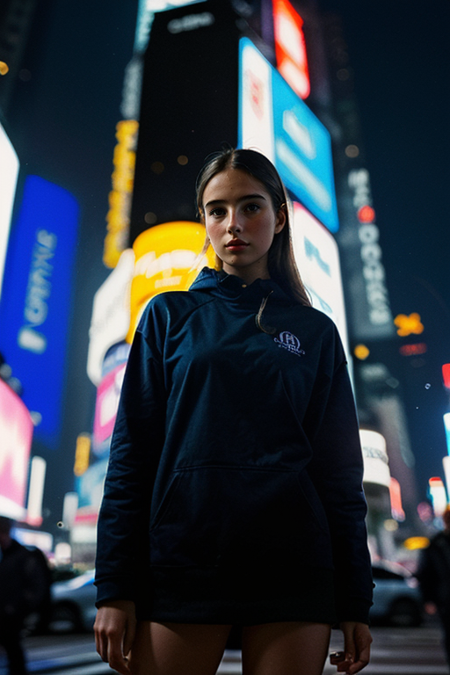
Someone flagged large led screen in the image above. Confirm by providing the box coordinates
[239,37,339,233]
[0,176,79,449]
[291,202,348,354]
[0,379,33,520]
[0,122,20,300]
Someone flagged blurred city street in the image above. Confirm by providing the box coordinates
[1,624,448,675]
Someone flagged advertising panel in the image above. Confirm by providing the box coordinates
[334,168,395,341]
[0,379,33,519]
[444,412,450,456]
[104,120,139,269]
[92,360,127,456]
[128,221,214,342]
[134,0,203,52]
[291,201,348,354]
[76,341,130,520]
[346,168,394,337]
[87,248,134,386]
[0,176,79,449]
[273,0,310,99]
[0,122,19,300]
[239,37,339,233]
[360,429,390,489]
[75,457,109,523]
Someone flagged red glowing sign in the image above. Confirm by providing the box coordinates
[389,477,405,522]
[442,363,450,390]
[273,0,310,99]
[399,343,427,357]
[357,205,376,223]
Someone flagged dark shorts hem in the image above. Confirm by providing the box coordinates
[135,564,337,625]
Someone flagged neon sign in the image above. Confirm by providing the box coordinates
[273,0,310,99]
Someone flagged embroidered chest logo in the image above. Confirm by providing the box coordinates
[274,331,305,357]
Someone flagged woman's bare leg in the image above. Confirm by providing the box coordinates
[128,621,232,675]
[242,621,331,675]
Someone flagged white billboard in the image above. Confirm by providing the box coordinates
[291,201,348,355]
[0,122,19,300]
[87,248,135,385]
[360,429,391,489]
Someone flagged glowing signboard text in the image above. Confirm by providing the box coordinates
[18,229,57,354]
[348,169,392,327]
[104,120,139,269]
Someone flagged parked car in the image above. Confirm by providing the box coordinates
[370,560,423,627]
[49,569,97,633]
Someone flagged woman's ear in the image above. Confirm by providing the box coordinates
[275,205,287,234]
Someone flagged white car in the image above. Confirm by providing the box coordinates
[50,569,97,633]
[370,560,423,627]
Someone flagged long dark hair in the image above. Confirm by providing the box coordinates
[195,147,311,306]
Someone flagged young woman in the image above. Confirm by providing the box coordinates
[94,148,373,675]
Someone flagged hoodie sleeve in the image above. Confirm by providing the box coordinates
[303,327,373,624]
[94,301,167,606]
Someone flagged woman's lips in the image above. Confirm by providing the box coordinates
[226,239,249,251]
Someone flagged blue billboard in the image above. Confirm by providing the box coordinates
[239,37,339,233]
[0,175,79,449]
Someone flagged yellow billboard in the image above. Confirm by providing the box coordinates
[127,221,214,342]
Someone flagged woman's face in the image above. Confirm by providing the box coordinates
[202,167,285,285]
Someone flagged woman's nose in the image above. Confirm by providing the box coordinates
[227,210,241,232]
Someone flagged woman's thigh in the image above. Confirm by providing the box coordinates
[128,621,232,675]
[242,621,332,675]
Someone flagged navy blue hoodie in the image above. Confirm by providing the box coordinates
[95,267,373,623]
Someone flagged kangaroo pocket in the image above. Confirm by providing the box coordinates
[149,466,332,569]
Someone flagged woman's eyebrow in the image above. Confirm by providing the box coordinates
[204,193,267,209]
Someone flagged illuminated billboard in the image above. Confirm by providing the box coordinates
[128,221,214,341]
[76,341,130,520]
[291,202,348,353]
[0,176,79,449]
[87,248,134,386]
[239,37,339,233]
[0,379,33,519]
[92,351,129,456]
[273,0,310,99]
[359,429,390,489]
[0,122,19,300]
[340,168,394,339]
[134,0,204,52]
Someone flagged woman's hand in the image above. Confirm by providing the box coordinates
[94,600,137,675]
[331,621,372,674]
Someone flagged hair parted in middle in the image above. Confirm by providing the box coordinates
[195,146,312,306]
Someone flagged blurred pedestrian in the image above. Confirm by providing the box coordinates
[417,507,450,667]
[94,147,373,675]
[0,516,51,675]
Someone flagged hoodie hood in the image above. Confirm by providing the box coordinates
[189,267,293,306]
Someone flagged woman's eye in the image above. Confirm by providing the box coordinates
[208,207,225,217]
[245,203,260,213]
